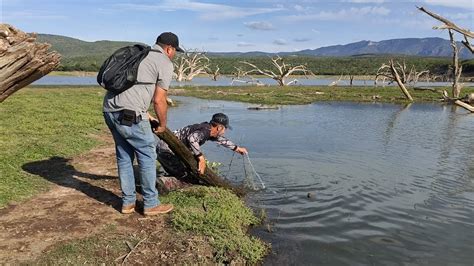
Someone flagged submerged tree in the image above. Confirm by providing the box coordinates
[375,60,429,101]
[241,56,314,86]
[0,24,60,103]
[208,64,220,81]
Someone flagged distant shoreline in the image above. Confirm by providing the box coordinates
[48,71,378,80]
[49,71,97,77]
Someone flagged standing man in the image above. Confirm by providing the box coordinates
[103,32,183,215]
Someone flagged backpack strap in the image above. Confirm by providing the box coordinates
[134,49,163,85]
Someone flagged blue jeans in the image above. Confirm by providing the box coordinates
[104,111,159,209]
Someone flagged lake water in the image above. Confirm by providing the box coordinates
[33,75,473,87]
[166,96,474,265]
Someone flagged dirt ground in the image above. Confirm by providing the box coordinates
[0,133,214,264]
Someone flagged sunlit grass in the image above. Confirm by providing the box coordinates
[0,87,105,207]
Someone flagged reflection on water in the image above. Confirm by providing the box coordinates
[167,96,474,265]
[33,75,474,87]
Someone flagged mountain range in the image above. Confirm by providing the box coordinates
[38,34,472,59]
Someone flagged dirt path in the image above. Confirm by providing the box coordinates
[0,134,213,263]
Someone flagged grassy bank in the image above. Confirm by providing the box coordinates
[1,87,267,263]
[0,87,105,207]
[36,186,267,264]
[171,85,474,105]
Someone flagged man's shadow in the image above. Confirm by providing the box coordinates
[22,156,121,212]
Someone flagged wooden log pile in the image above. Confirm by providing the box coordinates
[0,24,61,103]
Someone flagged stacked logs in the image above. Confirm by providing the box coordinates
[0,24,60,103]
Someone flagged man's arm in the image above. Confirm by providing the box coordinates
[197,155,206,175]
[215,136,248,155]
[153,86,168,133]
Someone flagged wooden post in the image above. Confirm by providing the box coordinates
[155,128,245,196]
[0,24,61,103]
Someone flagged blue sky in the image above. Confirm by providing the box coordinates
[1,0,473,52]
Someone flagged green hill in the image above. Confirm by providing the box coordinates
[37,34,138,71]
[37,34,136,58]
[38,34,473,76]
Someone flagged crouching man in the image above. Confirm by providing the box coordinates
[154,113,248,182]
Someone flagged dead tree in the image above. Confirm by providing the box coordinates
[232,66,251,79]
[173,53,188,82]
[418,6,474,112]
[155,128,244,196]
[375,60,422,101]
[0,24,60,103]
[418,6,473,53]
[241,56,314,86]
[185,52,209,81]
[173,50,210,82]
[349,74,354,87]
[208,64,220,81]
[328,74,343,86]
[230,66,264,86]
[449,29,463,98]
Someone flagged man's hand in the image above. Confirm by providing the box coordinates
[156,126,166,133]
[235,146,248,155]
[197,155,206,175]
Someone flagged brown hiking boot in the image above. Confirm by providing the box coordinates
[144,204,174,216]
[121,204,136,214]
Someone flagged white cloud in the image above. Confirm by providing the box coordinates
[244,21,275,31]
[440,12,473,20]
[294,5,307,12]
[294,38,311,42]
[273,38,288,45]
[2,11,66,21]
[237,42,255,47]
[116,0,284,20]
[345,0,386,3]
[422,0,473,10]
[283,6,391,21]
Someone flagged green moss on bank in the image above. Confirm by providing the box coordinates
[36,187,267,264]
[162,186,268,264]
[171,85,474,105]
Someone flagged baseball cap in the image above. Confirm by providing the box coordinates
[156,32,184,52]
[210,113,232,129]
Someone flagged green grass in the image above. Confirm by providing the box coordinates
[162,186,268,264]
[173,85,474,105]
[35,223,131,265]
[0,87,105,207]
[36,187,267,264]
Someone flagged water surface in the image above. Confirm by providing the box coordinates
[167,96,474,265]
[33,75,473,87]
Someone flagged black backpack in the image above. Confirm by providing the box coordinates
[97,44,161,94]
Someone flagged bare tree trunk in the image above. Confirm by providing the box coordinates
[155,128,244,196]
[0,24,60,103]
[417,6,474,53]
[449,30,463,98]
[390,60,413,101]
